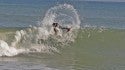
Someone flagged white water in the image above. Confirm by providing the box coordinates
[0,4,80,56]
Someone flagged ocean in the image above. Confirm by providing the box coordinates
[0,0,125,70]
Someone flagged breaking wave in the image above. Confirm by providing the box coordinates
[0,4,80,56]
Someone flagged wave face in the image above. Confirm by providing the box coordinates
[0,28,125,70]
[0,4,80,56]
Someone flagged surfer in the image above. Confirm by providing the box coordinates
[52,23,71,35]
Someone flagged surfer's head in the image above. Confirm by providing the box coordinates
[52,23,58,27]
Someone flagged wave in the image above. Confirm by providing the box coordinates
[0,4,81,56]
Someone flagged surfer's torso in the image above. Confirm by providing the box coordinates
[50,27,62,36]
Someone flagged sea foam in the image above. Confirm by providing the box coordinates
[0,4,80,56]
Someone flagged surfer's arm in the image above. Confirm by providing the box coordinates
[59,26,71,32]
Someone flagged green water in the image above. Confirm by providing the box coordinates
[67,28,125,70]
[0,28,125,70]
[51,28,125,70]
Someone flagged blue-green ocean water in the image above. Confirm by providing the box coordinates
[0,0,125,70]
[0,0,125,29]
[0,28,125,70]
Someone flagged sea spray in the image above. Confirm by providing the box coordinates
[0,40,24,56]
[0,4,80,56]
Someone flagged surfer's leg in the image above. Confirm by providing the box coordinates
[54,28,58,35]
[38,39,41,44]
[38,39,44,44]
